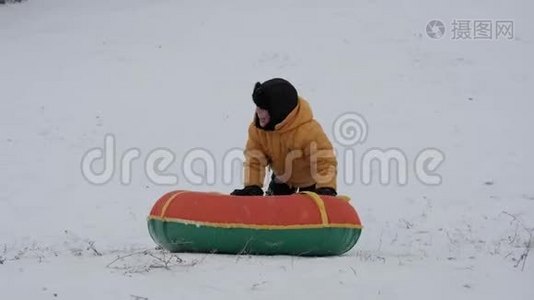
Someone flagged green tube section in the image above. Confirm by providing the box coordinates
[148,218,362,256]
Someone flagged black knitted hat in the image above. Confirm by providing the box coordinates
[252,78,298,130]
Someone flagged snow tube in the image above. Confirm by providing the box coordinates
[147,190,362,256]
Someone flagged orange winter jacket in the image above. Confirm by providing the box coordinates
[244,98,337,189]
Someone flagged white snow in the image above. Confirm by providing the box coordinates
[1,0,533,299]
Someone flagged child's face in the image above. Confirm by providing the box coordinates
[255,107,270,128]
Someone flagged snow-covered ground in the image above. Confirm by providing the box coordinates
[1,0,533,299]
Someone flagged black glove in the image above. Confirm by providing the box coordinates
[314,187,337,196]
[231,185,264,196]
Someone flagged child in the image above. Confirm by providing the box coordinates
[231,78,338,196]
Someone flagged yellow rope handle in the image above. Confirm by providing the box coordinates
[300,191,329,225]
[336,195,351,202]
[160,191,188,219]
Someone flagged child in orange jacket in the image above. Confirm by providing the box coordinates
[231,78,338,196]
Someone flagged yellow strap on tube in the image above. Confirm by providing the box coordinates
[300,191,329,225]
[160,191,188,219]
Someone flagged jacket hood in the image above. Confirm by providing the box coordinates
[254,97,313,133]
